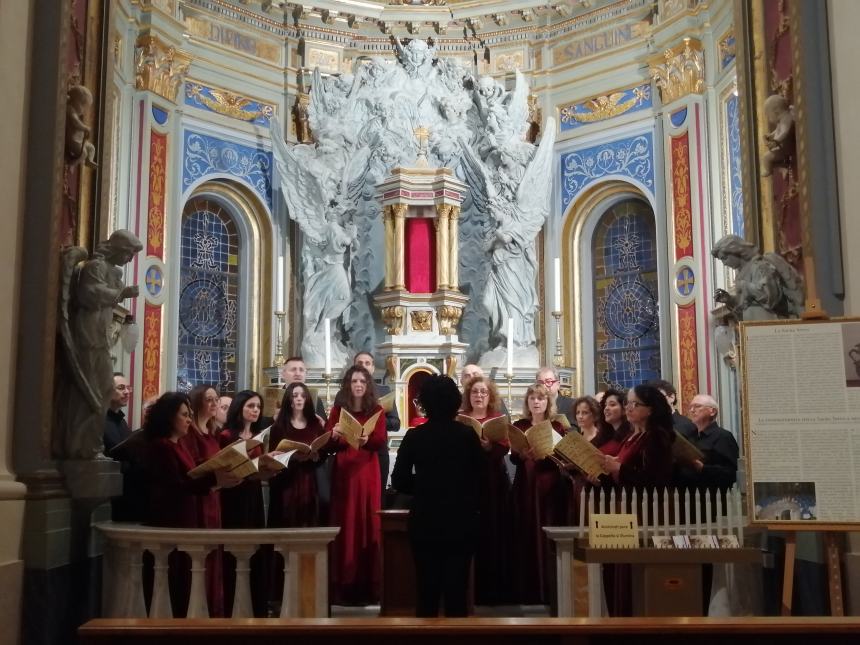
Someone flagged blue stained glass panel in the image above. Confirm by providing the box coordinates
[176,198,240,394]
[592,199,661,391]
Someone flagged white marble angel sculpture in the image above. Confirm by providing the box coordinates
[54,230,142,459]
[271,117,369,367]
[460,116,557,365]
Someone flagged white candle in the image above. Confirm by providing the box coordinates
[506,317,514,377]
[324,318,331,376]
[276,256,284,311]
[553,257,562,312]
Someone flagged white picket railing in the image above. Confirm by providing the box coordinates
[545,486,750,617]
[97,524,339,619]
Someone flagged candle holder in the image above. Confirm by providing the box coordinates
[323,371,333,413]
[505,371,514,415]
[551,310,564,368]
[273,310,286,367]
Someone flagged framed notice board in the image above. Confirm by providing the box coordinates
[740,317,860,530]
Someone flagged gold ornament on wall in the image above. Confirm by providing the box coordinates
[410,310,433,332]
[135,34,191,103]
[381,306,405,335]
[436,305,463,335]
[649,37,704,104]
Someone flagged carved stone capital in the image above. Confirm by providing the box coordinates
[649,37,704,104]
[437,304,463,335]
[134,34,191,103]
[381,306,405,335]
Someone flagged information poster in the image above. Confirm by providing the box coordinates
[740,318,860,528]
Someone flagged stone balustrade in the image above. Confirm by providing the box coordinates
[97,523,339,619]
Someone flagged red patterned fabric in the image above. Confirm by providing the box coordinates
[405,217,436,293]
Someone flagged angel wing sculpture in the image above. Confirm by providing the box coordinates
[460,116,557,356]
[271,117,370,367]
[54,230,142,459]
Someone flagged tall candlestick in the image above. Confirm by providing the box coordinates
[277,256,285,311]
[506,317,514,377]
[553,257,562,312]
[324,318,331,376]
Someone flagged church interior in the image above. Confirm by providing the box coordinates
[3,0,860,643]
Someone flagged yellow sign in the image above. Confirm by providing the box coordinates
[588,513,639,549]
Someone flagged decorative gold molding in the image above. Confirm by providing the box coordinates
[437,304,463,335]
[134,34,191,103]
[410,310,433,332]
[185,81,275,122]
[381,305,405,335]
[650,37,705,104]
[559,84,649,125]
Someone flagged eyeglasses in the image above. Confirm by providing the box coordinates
[116,385,132,392]
[472,390,490,397]
[625,401,647,408]
[537,379,558,387]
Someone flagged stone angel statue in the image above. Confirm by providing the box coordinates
[460,116,557,364]
[54,230,142,459]
[711,234,804,321]
[270,117,370,368]
[471,70,530,160]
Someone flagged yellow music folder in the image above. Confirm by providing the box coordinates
[378,391,396,413]
[187,438,262,480]
[338,409,382,449]
[275,431,331,454]
[456,414,510,443]
[554,431,609,479]
[524,420,563,459]
[672,431,705,464]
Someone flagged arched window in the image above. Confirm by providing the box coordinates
[591,198,661,390]
[176,197,241,394]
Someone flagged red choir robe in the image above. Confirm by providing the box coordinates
[145,437,217,617]
[267,417,327,528]
[468,411,513,606]
[217,428,266,617]
[510,418,568,605]
[604,427,675,616]
[325,405,386,605]
[179,424,224,617]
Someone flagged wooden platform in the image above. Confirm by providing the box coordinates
[79,617,860,644]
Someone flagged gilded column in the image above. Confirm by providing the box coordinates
[392,203,407,290]
[448,205,461,290]
[435,204,450,289]
[383,205,395,290]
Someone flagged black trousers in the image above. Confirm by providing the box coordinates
[410,538,473,617]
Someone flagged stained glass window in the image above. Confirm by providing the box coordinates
[176,197,240,394]
[592,199,661,390]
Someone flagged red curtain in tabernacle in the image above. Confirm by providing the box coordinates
[405,217,436,293]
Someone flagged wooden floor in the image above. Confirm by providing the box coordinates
[79,617,860,645]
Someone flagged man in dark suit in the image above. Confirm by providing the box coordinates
[392,375,483,617]
[649,379,697,436]
[104,373,132,454]
[354,351,401,497]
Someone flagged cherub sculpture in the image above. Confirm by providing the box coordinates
[711,234,803,321]
[66,84,98,168]
[54,230,142,459]
[392,37,436,79]
[761,94,795,177]
[271,117,370,368]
